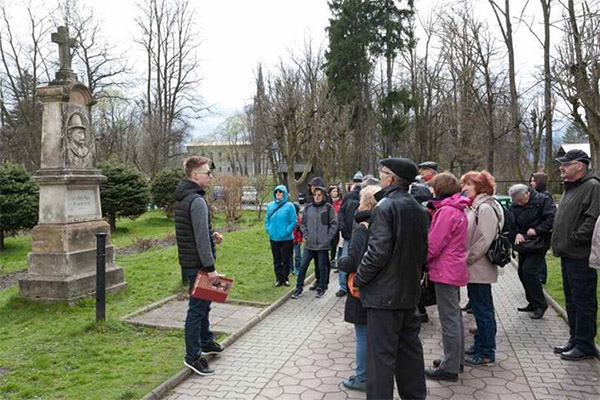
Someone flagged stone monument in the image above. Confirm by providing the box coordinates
[19,26,126,301]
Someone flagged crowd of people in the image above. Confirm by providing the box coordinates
[173,150,599,399]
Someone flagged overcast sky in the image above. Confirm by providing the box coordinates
[77,0,561,140]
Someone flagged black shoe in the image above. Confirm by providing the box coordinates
[283,280,290,287]
[421,313,429,323]
[275,281,282,287]
[309,282,318,291]
[425,368,458,382]
[202,342,223,355]
[560,347,596,361]
[530,306,548,319]
[291,288,303,299]
[517,304,534,312]
[335,290,347,297]
[315,289,325,298]
[184,357,214,376]
[553,342,575,354]
[433,359,464,373]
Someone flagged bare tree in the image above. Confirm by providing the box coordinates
[135,0,206,176]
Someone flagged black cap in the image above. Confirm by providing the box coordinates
[379,157,418,182]
[309,176,325,187]
[555,149,590,164]
[418,161,438,171]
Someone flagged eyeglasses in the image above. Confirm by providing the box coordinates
[379,169,391,176]
[197,170,212,176]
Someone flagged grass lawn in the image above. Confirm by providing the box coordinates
[0,211,290,399]
[544,255,600,345]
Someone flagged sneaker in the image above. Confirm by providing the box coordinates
[335,290,347,297]
[464,354,494,366]
[184,357,214,376]
[342,375,366,392]
[283,280,290,287]
[315,289,325,298]
[291,288,303,299]
[202,342,223,355]
[425,368,458,382]
[275,281,282,287]
[465,345,477,355]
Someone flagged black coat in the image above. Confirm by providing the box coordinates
[338,187,360,240]
[338,210,371,325]
[354,184,429,309]
[509,190,555,251]
[552,171,600,260]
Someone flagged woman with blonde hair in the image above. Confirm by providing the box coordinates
[338,183,381,392]
[460,170,504,366]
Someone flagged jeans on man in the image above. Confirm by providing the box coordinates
[270,239,293,283]
[467,283,496,359]
[517,251,548,311]
[338,240,350,293]
[355,323,367,381]
[296,249,330,291]
[366,307,426,400]
[561,257,598,355]
[294,243,302,272]
[184,269,214,363]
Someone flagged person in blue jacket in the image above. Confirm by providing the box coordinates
[265,185,298,286]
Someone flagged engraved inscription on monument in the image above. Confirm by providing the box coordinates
[67,189,96,217]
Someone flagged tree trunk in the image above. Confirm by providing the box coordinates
[109,215,116,233]
[0,230,4,251]
[541,0,554,189]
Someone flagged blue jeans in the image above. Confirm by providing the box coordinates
[184,269,215,363]
[467,283,496,359]
[296,249,330,291]
[294,243,302,271]
[338,240,350,293]
[561,257,598,355]
[355,323,367,381]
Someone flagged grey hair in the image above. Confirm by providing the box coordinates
[508,183,529,199]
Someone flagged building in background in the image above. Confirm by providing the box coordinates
[186,141,256,176]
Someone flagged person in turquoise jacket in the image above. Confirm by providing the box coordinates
[265,185,298,286]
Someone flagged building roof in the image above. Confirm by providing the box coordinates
[186,141,251,147]
[558,143,590,157]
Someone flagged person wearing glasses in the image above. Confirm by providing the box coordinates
[354,157,429,400]
[174,156,224,376]
[552,149,600,361]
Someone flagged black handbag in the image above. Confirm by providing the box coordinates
[513,235,548,253]
[419,272,436,307]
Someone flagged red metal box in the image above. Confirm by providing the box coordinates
[190,272,234,303]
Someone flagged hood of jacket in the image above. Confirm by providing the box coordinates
[272,184,290,203]
[434,193,470,211]
[354,209,372,224]
[174,179,205,201]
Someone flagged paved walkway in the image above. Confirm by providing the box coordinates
[164,265,600,400]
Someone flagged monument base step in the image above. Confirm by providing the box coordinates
[18,266,126,303]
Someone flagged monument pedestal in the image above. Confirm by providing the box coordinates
[19,61,126,302]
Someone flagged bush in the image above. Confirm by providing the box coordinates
[0,163,38,250]
[211,175,247,224]
[150,168,184,217]
[99,163,150,232]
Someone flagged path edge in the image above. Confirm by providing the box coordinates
[140,274,316,400]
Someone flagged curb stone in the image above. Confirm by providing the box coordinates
[140,274,316,400]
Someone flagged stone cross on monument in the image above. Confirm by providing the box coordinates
[51,26,78,84]
[19,26,126,302]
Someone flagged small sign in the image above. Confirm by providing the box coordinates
[67,189,96,217]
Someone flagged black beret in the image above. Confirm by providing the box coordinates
[418,161,438,171]
[555,149,590,164]
[379,157,418,182]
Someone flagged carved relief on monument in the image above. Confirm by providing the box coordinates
[65,111,93,169]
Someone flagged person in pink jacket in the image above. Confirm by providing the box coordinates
[424,172,470,382]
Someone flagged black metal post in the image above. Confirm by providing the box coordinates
[96,232,107,323]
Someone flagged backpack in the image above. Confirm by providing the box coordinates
[476,198,516,267]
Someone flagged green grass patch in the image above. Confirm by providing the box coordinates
[0,221,290,399]
[0,210,263,278]
[544,255,599,345]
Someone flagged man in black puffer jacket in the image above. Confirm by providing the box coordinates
[174,156,225,376]
[354,157,429,400]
